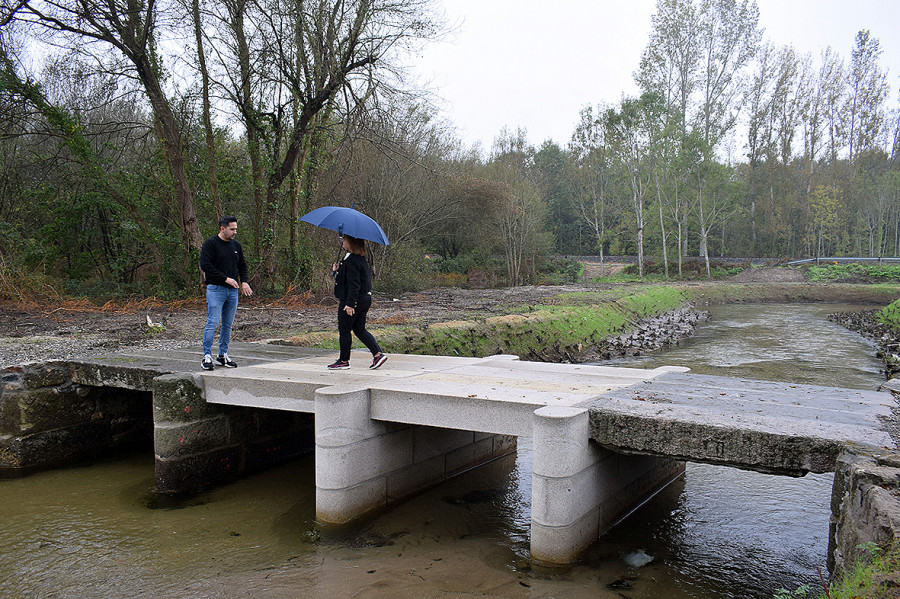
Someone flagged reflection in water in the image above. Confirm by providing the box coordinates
[0,303,885,598]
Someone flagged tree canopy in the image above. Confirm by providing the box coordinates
[1,0,898,299]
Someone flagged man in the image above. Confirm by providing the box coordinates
[199,215,253,370]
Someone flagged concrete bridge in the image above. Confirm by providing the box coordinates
[4,342,897,567]
[189,344,897,565]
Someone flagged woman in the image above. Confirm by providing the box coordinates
[329,234,388,370]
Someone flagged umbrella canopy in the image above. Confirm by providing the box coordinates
[298,206,390,245]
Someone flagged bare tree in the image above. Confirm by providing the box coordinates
[817,47,847,171]
[637,0,700,137]
[846,30,889,162]
[204,0,441,286]
[18,0,204,271]
[604,94,665,278]
[489,127,550,286]
[695,0,762,146]
[692,0,761,274]
[187,0,222,219]
[571,105,615,273]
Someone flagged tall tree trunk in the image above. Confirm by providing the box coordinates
[655,170,669,279]
[230,1,265,263]
[192,0,222,220]
[134,55,202,267]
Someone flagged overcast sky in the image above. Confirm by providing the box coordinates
[412,0,900,154]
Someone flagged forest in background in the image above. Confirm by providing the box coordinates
[0,0,898,300]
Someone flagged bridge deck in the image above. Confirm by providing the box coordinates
[199,346,898,474]
[61,341,900,564]
[202,351,686,436]
[588,372,897,474]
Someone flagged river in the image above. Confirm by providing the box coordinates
[0,303,885,598]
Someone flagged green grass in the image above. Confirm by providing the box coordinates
[287,281,900,359]
[877,298,900,331]
[290,286,689,360]
[806,263,900,283]
[775,542,900,599]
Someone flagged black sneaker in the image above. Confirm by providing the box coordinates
[327,360,350,370]
[370,353,387,369]
[216,353,237,368]
[201,354,214,370]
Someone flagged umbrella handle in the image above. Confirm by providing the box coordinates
[331,244,343,277]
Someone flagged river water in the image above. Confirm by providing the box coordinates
[0,303,886,598]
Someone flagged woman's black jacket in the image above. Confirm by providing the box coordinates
[333,253,372,309]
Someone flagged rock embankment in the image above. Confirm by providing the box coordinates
[601,308,707,360]
[828,310,900,378]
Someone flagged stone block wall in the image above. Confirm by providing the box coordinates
[0,362,152,474]
[152,373,314,493]
[829,449,900,579]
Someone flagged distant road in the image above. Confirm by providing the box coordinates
[563,256,900,266]
[786,257,900,265]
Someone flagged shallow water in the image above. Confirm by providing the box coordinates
[0,302,885,598]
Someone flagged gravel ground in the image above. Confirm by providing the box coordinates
[0,265,842,369]
[0,284,602,368]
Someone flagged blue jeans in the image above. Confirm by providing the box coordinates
[203,284,239,356]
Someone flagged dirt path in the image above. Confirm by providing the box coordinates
[0,284,610,366]
[0,265,864,367]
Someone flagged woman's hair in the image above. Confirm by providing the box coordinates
[344,234,366,256]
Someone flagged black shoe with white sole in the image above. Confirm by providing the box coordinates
[216,353,237,368]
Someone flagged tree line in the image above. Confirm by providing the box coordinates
[0,0,898,298]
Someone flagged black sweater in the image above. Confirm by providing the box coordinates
[200,235,248,286]
[334,253,372,309]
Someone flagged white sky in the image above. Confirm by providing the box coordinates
[412,0,900,154]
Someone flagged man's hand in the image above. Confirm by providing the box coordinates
[241,282,253,296]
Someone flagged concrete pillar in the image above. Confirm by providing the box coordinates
[531,405,684,565]
[315,384,517,526]
[315,385,398,524]
[531,406,604,565]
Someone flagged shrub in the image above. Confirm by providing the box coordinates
[538,256,584,284]
[0,228,65,306]
[807,263,900,283]
[374,241,436,294]
[621,258,748,280]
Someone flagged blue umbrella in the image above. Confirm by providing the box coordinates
[298,206,390,245]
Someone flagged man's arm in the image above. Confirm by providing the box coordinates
[237,244,253,296]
